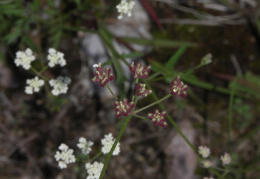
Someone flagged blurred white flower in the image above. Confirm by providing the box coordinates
[47,48,66,67]
[116,0,135,19]
[25,76,44,94]
[202,160,212,168]
[220,152,231,165]
[54,143,75,169]
[85,161,104,179]
[49,76,71,95]
[198,145,211,158]
[14,48,36,70]
[77,137,94,155]
[101,133,120,156]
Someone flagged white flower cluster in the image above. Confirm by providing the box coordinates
[198,145,211,158]
[85,161,104,179]
[47,48,66,68]
[54,143,76,169]
[77,137,94,155]
[101,133,120,156]
[49,76,71,95]
[116,0,135,19]
[14,48,36,70]
[25,76,44,94]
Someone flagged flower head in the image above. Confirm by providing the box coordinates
[49,76,71,95]
[147,109,168,127]
[170,76,188,97]
[77,137,93,155]
[129,62,151,79]
[116,0,135,19]
[198,146,211,158]
[85,161,104,179]
[220,152,231,165]
[101,133,120,156]
[135,83,152,97]
[47,48,66,68]
[202,160,212,168]
[54,143,75,169]
[92,63,115,87]
[25,76,44,94]
[14,48,36,70]
[114,98,134,118]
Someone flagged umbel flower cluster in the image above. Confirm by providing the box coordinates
[198,145,231,179]
[55,133,120,178]
[92,61,189,128]
[14,48,71,95]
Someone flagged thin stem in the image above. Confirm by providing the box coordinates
[99,116,132,179]
[134,94,171,114]
[39,65,49,74]
[133,114,149,120]
[106,84,118,100]
[89,151,102,163]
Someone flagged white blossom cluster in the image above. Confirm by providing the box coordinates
[49,76,71,95]
[14,48,36,70]
[77,137,94,155]
[101,133,120,156]
[54,143,76,169]
[25,76,44,94]
[116,0,135,19]
[198,146,211,158]
[85,161,104,179]
[47,48,66,68]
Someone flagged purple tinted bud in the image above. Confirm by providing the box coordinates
[170,76,188,97]
[147,109,168,127]
[92,63,115,87]
[129,62,151,79]
[114,98,135,118]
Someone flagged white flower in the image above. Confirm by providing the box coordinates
[85,161,104,179]
[116,0,135,19]
[25,76,44,94]
[202,160,212,168]
[14,48,36,70]
[49,76,71,95]
[93,63,101,68]
[220,152,231,165]
[54,143,75,169]
[77,137,93,155]
[47,48,66,68]
[101,133,120,156]
[198,146,210,158]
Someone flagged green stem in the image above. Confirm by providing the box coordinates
[106,84,118,100]
[133,114,149,120]
[134,94,171,114]
[39,65,49,74]
[99,116,132,179]
[90,151,102,163]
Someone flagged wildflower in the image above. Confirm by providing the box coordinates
[203,177,214,179]
[49,76,71,95]
[85,161,104,179]
[201,53,212,65]
[14,48,36,70]
[135,83,152,97]
[47,48,66,67]
[92,63,115,87]
[129,62,151,79]
[25,76,44,94]
[147,109,168,127]
[220,152,231,165]
[101,133,120,156]
[116,0,135,19]
[202,160,212,168]
[54,143,75,169]
[198,146,211,158]
[170,76,188,97]
[114,98,134,118]
[77,137,94,155]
